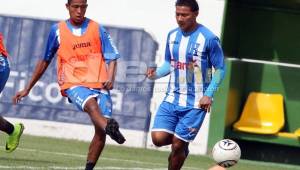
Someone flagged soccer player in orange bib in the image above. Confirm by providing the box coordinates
[13,0,125,169]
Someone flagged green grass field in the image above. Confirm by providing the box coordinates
[0,134,300,170]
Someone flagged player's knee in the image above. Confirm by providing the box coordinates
[152,139,164,147]
[171,142,185,154]
[85,104,98,113]
[151,135,164,147]
[151,132,172,147]
[151,133,164,147]
[84,98,99,113]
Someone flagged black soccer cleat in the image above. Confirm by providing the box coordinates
[105,118,126,144]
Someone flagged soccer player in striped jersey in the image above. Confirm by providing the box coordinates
[0,33,24,153]
[13,0,125,169]
[147,0,225,169]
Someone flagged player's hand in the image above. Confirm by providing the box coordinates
[198,96,212,112]
[103,80,113,90]
[12,89,30,104]
[146,68,156,80]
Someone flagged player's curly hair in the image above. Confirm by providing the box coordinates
[175,0,199,12]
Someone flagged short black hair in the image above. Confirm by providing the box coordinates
[175,0,199,12]
[67,0,87,4]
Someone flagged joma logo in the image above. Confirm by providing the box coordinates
[72,42,91,50]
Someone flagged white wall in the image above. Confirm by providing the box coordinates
[0,0,225,154]
[0,0,225,62]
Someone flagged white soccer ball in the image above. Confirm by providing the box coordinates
[212,139,241,168]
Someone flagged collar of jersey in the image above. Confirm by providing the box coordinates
[66,18,90,31]
[181,24,200,36]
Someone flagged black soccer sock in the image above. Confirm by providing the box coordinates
[0,116,14,135]
[85,160,95,170]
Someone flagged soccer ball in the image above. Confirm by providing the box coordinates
[212,139,241,168]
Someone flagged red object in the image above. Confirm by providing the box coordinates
[0,33,9,57]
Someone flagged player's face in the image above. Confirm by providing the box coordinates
[176,6,198,32]
[66,0,88,26]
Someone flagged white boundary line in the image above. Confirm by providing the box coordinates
[2,147,300,170]
[17,147,300,170]
[5,117,208,155]
[15,148,200,170]
[227,57,300,68]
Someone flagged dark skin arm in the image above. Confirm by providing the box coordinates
[103,60,117,90]
[13,60,50,104]
[198,96,212,112]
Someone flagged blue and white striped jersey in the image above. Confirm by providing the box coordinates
[43,18,120,63]
[163,24,225,108]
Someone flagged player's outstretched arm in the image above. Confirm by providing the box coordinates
[146,61,170,80]
[13,60,50,104]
